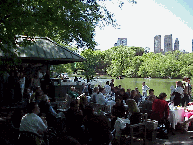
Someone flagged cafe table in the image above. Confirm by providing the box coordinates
[168,107,185,129]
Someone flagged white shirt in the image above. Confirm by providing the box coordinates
[19,113,47,135]
[142,85,150,93]
[91,92,98,103]
[104,85,111,94]
[96,92,107,105]
[20,77,25,88]
[175,86,184,98]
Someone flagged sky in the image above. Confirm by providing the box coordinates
[94,0,193,52]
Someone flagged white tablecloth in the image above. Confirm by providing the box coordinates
[106,100,116,111]
[114,118,130,139]
[168,108,185,129]
[107,100,116,107]
[86,96,91,102]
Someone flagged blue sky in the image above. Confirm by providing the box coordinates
[94,0,193,52]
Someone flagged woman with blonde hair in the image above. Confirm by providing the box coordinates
[126,99,140,114]
[126,99,141,125]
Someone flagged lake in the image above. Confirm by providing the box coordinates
[114,78,180,100]
[89,77,181,100]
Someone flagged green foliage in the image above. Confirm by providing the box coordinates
[0,0,116,56]
[76,49,98,81]
[52,46,192,79]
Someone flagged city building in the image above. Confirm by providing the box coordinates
[154,35,161,53]
[114,38,127,46]
[192,39,193,52]
[164,34,173,52]
[174,38,179,51]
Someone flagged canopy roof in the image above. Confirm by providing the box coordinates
[0,36,86,65]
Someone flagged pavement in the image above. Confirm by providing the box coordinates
[147,131,193,145]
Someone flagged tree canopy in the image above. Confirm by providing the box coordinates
[75,46,193,80]
[0,0,118,55]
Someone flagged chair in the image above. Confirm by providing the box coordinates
[151,111,169,139]
[18,131,46,145]
[93,103,101,112]
[120,113,148,145]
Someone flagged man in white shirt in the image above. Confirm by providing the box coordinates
[96,87,107,105]
[142,82,150,97]
[19,102,47,136]
[104,81,111,95]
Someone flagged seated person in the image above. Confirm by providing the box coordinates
[19,102,48,136]
[104,81,111,95]
[129,90,137,100]
[125,89,131,97]
[83,105,112,145]
[111,96,126,129]
[134,87,142,104]
[11,109,25,129]
[38,95,58,126]
[146,89,155,100]
[79,94,88,116]
[65,100,84,143]
[126,99,141,124]
[140,94,155,118]
[119,88,129,101]
[68,86,80,99]
[96,87,107,105]
[90,87,99,103]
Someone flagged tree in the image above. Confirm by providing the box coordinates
[0,0,117,56]
[77,49,98,82]
[106,45,135,77]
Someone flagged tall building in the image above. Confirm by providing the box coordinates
[164,34,173,52]
[115,38,127,46]
[154,35,161,53]
[192,39,193,52]
[174,38,179,51]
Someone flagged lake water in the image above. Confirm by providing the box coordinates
[89,77,181,100]
[114,78,180,100]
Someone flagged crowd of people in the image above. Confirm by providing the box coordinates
[6,75,193,144]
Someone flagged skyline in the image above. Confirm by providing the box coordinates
[94,0,193,52]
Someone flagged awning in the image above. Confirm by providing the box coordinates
[0,36,86,65]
